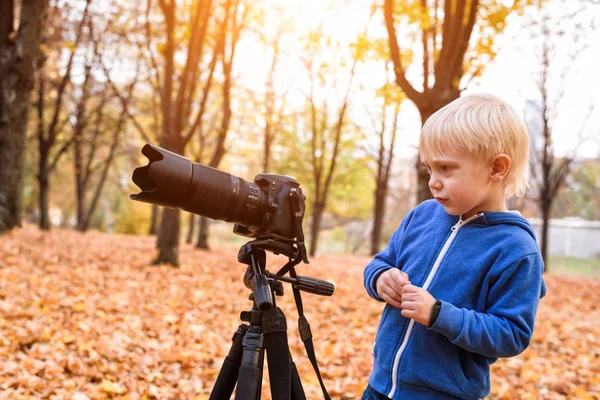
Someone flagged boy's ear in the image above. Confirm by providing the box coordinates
[490,154,511,183]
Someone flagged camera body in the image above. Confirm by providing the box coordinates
[233,173,305,240]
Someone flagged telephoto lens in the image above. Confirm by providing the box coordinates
[130,144,267,227]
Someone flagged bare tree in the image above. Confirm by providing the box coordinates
[36,0,91,230]
[302,26,371,256]
[524,1,598,268]
[195,1,248,251]
[0,0,46,233]
[261,29,287,173]
[371,70,403,255]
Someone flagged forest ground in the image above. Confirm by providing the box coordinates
[1,225,599,399]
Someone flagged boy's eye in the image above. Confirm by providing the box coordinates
[440,165,449,172]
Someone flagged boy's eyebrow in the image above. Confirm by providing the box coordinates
[422,159,459,166]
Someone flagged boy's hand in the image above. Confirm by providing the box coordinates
[400,285,437,326]
[376,269,410,308]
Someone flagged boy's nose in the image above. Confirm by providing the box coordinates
[429,174,442,191]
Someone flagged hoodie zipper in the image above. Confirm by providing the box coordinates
[386,213,483,398]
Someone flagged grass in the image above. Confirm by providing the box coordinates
[547,256,600,277]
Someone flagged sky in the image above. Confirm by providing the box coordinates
[234,0,600,160]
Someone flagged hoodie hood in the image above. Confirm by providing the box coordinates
[475,211,537,241]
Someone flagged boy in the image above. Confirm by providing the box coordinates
[362,93,546,400]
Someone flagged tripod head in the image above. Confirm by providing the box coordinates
[238,237,334,312]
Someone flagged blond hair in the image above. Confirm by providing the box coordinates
[419,93,529,198]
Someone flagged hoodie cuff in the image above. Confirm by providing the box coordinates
[372,268,390,302]
[366,267,390,302]
[427,300,462,339]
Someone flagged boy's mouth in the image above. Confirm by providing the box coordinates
[435,197,448,205]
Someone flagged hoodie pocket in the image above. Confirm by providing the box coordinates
[398,326,469,398]
[448,346,470,391]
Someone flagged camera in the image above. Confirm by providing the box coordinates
[130,143,307,242]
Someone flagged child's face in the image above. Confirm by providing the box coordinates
[422,151,499,218]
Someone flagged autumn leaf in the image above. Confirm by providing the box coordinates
[101,379,126,394]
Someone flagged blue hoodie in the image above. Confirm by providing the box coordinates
[364,200,546,399]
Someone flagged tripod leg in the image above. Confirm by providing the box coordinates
[235,325,265,400]
[210,325,247,400]
[263,307,291,400]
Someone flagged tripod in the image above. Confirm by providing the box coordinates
[209,240,334,400]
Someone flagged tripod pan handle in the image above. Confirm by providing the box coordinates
[295,276,335,296]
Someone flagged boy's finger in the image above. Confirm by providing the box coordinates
[389,270,410,286]
[383,283,402,300]
[402,284,419,293]
[401,292,417,302]
[400,300,417,310]
[401,309,415,318]
[381,292,402,309]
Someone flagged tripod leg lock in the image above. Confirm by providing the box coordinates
[298,316,312,341]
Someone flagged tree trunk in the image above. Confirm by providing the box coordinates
[37,70,51,231]
[149,204,159,235]
[196,216,210,249]
[309,202,325,257]
[38,159,50,230]
[416,103,456,203]
[154,207,180,266]
[154,138,184,264]
[263,136,271,172]
[75,183,85,232]
[186,213,195,243]
[0,0,45,233]
[371,186,386,256]
[0,123,26,232]
[540,203,550,272]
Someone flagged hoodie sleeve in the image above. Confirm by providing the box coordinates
[363,209,415,301]
[428,252,546,358]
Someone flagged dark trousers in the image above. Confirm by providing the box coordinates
[361,385,392,400]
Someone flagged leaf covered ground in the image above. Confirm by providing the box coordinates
[1,225,599,400]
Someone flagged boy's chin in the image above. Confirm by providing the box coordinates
[441,204,465,217]
[439,203,458,215]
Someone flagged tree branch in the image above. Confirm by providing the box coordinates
[383,0,422,102]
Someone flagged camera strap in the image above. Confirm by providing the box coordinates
[290,267,331,400]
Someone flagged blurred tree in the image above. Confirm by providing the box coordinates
[383,0,538,203]
[370,70,404,255]
[260,28,288,173]
[524,0,598,268]
[63,3,144,232]
[104,0,163,236]
[0,0,46,233]
[302,16,373,256]
[553,158,600,220]
[35,0,90,230]
[305,39,357,256]
[195,2,249,250]
[73,69,140,232]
